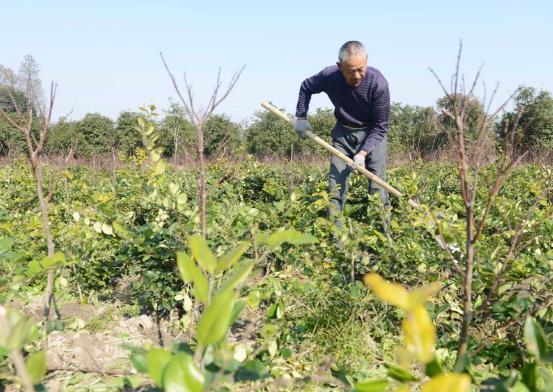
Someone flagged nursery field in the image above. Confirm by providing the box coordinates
[0,156,552,391]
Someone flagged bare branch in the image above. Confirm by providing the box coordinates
[453,41,462,98]
[466,63,483,98]
[159,52,197,123]
[0,105,22,130]
[204,67,222,117]
[183,73,201,124]
[160,53,244,238]
[428,67,450,99]
[210,65,245,114]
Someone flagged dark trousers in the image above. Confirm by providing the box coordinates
[328,123,389,217]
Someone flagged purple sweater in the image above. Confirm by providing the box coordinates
[295,65,390,153]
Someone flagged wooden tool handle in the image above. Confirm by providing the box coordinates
[260,101,419,209]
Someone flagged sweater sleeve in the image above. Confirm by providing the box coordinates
[361,80,390,153]
[295,70,326,118]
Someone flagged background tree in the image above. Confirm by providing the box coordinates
[388,102,440,157]
[497,86,553,154]
[304,107,335,157]
[203,113,242,157]
[44,118,77,156]
[0,79,37,156]
[73,113,115,158]
[16,55,45,110]
[114,110,142,156]
[158,101,196,162]
[436,94,486,141]
[0,117,27,156]
[0,85,31,113]
[245,109,297,158]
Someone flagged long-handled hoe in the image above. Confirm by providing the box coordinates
[260,101,420,209]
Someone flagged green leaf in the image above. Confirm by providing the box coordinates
[41,253,64,269]
[521,361,537,392]
[384,363,418,382]
[197,288,235,347]
[510,382,531,392]
[0,237,13,253]
[354,379,388,392]
[147,348,172,387]
[259,229,317,248]
[454,352,470,373]
[234,359,269,381]
[219,260,255,291]
[162,353,204,392]
[112,222,130,239]
[25,351,47,385]
[130,352,148,373]
[425,356,444,377]
[26,259,43,277]
[215,241,250,273]
[538,366,553,391]
[230,299,247,325]
[188,235,217,274]
[2,311,33,350]
[0,238,16,261]
[524,317,548,361]
[176,252,208,303]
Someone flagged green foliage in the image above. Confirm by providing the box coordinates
[0,151,550,390]
[131,212,316,390]
[44,118,76,155]
[0,86,30,113]
[0,307,46,388]
[436,94,485,141]
[204,113,242,157]
[245,107,334,158]
[499,86,553,152]
[0,117,26,156]
[114,110,143,155]
[158,101,196,160]
[25,351,47,385]
[73,112,115,157]
[246,109,298,157]
[388,102,441,156]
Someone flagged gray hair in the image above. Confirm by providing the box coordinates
[338,41,367,63]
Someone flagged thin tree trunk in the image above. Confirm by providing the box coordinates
[458,204,473,357]
[197,124,207,238]
[11,349,35,392]
[31,161,56,322]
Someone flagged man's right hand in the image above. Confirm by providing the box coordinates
[294,117,312,139]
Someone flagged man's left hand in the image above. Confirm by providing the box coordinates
[351,152,367,171]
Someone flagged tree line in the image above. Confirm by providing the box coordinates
[1,56,552,161]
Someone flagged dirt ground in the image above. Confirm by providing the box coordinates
[5,299,263,391]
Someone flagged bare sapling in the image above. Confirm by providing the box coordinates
[429,43,539,358]
[160,52,244,238]
[0,72,60,330]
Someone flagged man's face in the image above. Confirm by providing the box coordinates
[337,54,367,87]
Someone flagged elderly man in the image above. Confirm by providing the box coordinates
[294,40,390,221]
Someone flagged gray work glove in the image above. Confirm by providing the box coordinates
[350,153,366,171]
[293,117,312,139]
